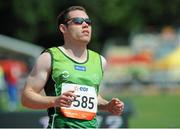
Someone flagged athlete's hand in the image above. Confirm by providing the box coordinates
[54,90,76,107]
[107,98,124,115]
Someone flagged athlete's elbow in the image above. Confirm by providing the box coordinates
[21,92,29,108]
[21,90,34,109]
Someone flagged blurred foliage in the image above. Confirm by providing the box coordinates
[0,0,180,52]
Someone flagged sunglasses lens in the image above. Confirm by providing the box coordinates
[84,19,91,25]
[73,18,84,25]
[71,18,91,25]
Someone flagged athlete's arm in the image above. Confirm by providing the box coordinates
[98,56,124,115]
[21,52,76,109]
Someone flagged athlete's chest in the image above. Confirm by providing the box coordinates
[52,60,102,86]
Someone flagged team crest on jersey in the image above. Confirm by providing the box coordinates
[60,71,70,81]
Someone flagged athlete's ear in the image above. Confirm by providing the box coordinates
[59,24,67,34]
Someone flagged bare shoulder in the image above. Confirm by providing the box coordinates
[35,52,51,71]
[100,55,107,70]
[29,52,51,78]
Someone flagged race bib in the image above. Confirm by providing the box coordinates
[60,83,97,120]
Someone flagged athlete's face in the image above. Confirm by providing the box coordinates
[63,10,92,44]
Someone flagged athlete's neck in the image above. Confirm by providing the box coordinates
[60,43,88,62]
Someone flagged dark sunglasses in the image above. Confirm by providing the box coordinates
[65,17,92,25]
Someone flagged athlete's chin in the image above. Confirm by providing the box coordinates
[80,38,91,44]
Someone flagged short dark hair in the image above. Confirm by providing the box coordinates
[57,6,86,27]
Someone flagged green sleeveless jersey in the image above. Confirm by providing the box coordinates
[44,47,103,128]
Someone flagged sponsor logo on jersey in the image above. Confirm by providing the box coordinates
[74,65,86,71]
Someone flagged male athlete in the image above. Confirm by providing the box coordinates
[21,6,124,128]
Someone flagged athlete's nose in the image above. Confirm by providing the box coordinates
[82,22,89,28]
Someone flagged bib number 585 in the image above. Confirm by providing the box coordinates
[73,95,95,109]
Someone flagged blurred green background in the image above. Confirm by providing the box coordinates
[1,0,180,52]
[1,0,180,128]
